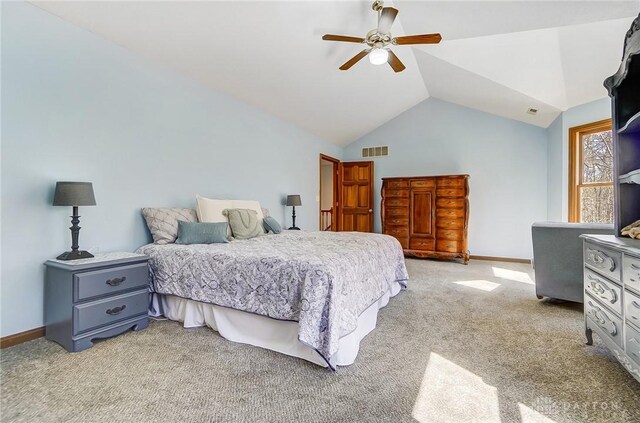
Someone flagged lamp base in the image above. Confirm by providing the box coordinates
[288,227,301,230]
[56,250,94,261]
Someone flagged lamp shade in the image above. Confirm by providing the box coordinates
[53,182,96,206]
[286,195,302,207]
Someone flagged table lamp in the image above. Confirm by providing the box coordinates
[53,181,96,260]
[286,195,302,230]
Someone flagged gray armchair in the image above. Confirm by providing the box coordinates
[531,222,614,302]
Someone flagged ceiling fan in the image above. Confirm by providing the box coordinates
[322,0,441,73]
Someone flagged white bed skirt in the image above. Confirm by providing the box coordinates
[152,281,402,368]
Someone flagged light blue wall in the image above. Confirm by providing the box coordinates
[545,98,612,221]
[0,2,341,337]
[343,98,549,260]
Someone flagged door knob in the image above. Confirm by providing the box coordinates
[369,209,373,213]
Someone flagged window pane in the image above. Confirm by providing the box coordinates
[580,185,613,223]
[582,130,613,183]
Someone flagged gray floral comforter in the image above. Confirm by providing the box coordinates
[136,231,408,365]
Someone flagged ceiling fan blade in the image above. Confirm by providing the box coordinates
[378,7,398,33]
[322,34,365,43]
[387,50,406,73]
[394,33,442,45]
[339,49,371,71]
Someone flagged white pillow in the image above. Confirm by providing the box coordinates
[195,195,264,237]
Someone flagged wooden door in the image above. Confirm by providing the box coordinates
[338,161,374,232]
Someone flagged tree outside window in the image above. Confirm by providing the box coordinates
[569,119,613,223]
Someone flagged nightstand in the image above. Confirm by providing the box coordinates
[44,252,150,352]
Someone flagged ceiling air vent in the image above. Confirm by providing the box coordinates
[526,108,538,115]
[362,146,389,158]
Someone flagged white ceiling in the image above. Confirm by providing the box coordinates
[32,1,639,145]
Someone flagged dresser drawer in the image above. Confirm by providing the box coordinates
[436,198,465,209]
[74,263,149,302]
[385,189,409,198]
[585,243,622,282]
[437,240,463,253]
[410,179,435,188]
[626,324,640,365]
[74,290,147,335]
[384,226,409,238]
[623,254,640,293]
[436,188,465,197]
[625,289,640,328]
[436,208,465,218]
[410,238,434,250]
[436,229,464,241]
[584,269,622,315]
[385,180,409,189]
[384,207,408,217]
[586,297,624,347]
[392,236,408,250]
[437,177,465,187]
[436,218,464,229]
[384,217,409,226]
[385,198,409,207]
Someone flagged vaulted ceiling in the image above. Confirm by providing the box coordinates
[33,1,639,145]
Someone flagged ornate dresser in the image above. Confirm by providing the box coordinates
[381,174,469,264]
[582,14,640,383]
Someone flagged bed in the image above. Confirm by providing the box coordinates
[137,230,408,369]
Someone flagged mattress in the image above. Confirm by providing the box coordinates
[137,230,409,367]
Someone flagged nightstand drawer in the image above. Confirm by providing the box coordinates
[74,263,148,301]
[584,269,622,316]
[585,297,623,347]
[73,290,147,334]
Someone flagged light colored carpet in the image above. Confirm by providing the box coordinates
[1,259,639,423]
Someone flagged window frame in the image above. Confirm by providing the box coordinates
[568,118,613,223]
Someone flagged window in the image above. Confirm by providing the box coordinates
[568,119,613,223]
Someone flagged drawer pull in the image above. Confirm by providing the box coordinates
[106,277,127,286]
[586,248,616,272]
[587,301,617,336]
[586,275,617,304]
[106,305,127,315]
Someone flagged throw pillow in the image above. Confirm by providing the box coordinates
[175,221,229,244]
[142,208,198,244]
[223,208,265,240]
[263,216,282,234]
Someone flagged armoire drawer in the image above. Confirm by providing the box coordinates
[623,254,640,293]
[410,179,435,188]
[384,217,409,226]
[436,198,465,209]
[385,189,409,198]
[585,242,621,282]
[385,198,409,207]
[384,207,408,217]
[436,208,465,218]
[437,240,463,253]
[384,226,408,238]
[385,180,409,189]
[585,297,623,347]
[436,188,465,197]
[436,218,464,229]
[584,269,622,315]
[437,177,465,187]
[625,289,640,327]
[436,229,464,240]
[410,238,435,250]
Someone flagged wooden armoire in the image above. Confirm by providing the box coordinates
[381,175,470,264]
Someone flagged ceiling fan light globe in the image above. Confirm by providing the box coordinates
[369,48,389,65]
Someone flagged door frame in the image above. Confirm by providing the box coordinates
[319,154,340,231]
